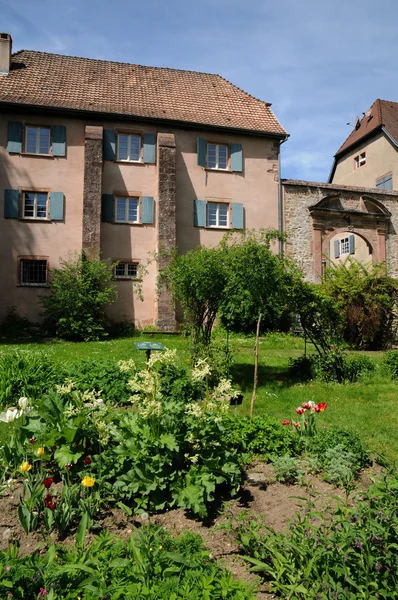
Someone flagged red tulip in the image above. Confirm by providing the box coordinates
[293,421,300,428]
[314,405,321,413]
[281,419,291,426]
[296,407,305,415]
[83,457,92,465]
[302,402,311,410]
[318,403,327,412]
[43,477,53,489]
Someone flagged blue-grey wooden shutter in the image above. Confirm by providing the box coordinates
[230,144,243,172]
[7,122,23,153]
[101,194,114,222]
[143,134,156,164]
[349,235,355,255]
[141,196,155,224]
[50,192,64,220]
[4,189,19,218]
[103,130,116,161]
[334,240,340,259]
[194,200,206,227]
[52,125,66,157]
[231,202,244,229]
[197,137,206,167]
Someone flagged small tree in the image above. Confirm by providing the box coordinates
[219,230,292,333]
[159,246,228,348]
[322,259,398,349]
[40,252,117,341]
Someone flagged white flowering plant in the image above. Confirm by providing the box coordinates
[99,353,243,517]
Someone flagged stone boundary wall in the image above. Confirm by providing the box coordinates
[283,179,398,281]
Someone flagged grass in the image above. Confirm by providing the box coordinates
[0,331,397,461]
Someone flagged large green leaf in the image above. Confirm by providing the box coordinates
[54,444,83,468]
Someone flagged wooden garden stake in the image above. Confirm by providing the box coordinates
[250,312,262,418]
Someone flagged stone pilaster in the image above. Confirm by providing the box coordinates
[156,132,177,331]
[82,125,103,255]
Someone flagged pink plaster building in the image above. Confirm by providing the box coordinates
[0,33,287,329]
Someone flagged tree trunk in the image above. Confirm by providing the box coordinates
[250,312,262,418]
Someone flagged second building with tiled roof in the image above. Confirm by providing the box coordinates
[329,99,398,192]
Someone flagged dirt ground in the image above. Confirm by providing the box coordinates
[0,460,385,599]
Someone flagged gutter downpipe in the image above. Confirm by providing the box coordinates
[278,136,289,258]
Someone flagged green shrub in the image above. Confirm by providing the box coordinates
[222,415,301,461]
[272,455,304,484]
[0,525,255,599]
[290,351,376,383]
[288,354,315,381]
[65,358,131,404]
[322,259,398,349]
[382,349,398,378]
[0,350,61,407]
[306,427,371,470]
[40,251,117,341]
[345,354,376,381]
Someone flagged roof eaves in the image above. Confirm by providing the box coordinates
[334,123,383,158]
[381,126,398,149]
[0,100,289,138]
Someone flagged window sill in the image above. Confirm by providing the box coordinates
[115,159,147,166]
[113,221,143,226]
[20,218,51,223]
[114,278,141,282]
[20,152,55,159]
[204,226,231,231]
[17,284,50,288]
[205,168,232,173]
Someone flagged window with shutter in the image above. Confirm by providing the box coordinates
[197,138,243,172]
[25,126,51,155]
[22,191,48,219]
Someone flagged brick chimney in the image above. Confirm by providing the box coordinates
[0,33,12,75]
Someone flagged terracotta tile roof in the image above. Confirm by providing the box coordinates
[336,99,398,155]
[0,50,286,136]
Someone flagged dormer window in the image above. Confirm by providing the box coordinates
[354,152,366,169]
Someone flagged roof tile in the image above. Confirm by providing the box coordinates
[336,99,398,155]
[0,50,287,136]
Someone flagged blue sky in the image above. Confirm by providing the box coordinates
[2,0,398,181]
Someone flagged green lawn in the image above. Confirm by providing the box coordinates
[1,332,397,461]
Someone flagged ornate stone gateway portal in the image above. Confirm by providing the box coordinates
[283,181,397,283]
[309,194,390,278]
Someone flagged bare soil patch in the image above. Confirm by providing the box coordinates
[0,460,384,598]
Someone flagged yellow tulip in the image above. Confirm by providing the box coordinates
[37,447,45,458]
[81,476,95,488]
[20,461,32,473]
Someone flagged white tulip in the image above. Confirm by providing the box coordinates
[0,408,19,423]
[18,397,29,410]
